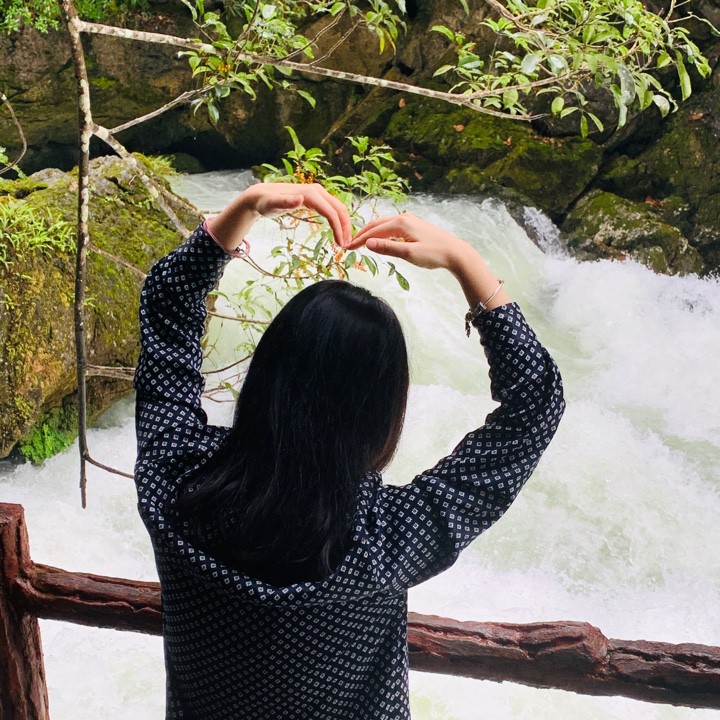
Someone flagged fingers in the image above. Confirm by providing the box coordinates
[320,188,353,247]
[347,214,414,250]
[256,183,352,247]
[364,237,414,261]
[257,193,304,217]
[301,186,351,247]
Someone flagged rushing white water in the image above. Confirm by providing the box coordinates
[2,170,719,720]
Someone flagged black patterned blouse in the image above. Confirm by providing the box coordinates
[134,224,565,720]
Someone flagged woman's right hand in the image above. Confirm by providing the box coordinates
[347,213,476,272]
[348,212,511,312]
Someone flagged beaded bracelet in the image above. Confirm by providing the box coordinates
[464,279,505,336]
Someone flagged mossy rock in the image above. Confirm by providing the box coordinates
[597,77,720,273]
[562,189,705,276]
[380,98,603,218]
[0,155,202,460]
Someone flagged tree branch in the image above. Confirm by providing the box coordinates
[88,242,147,280]
[74,19,544,121]
[60,0,93,509]
[0,93,27,176]
[85,365,136,381]
[91,123,192,238]
[85,455,134,480]
[207,309,270,325]
[109,87,209,135]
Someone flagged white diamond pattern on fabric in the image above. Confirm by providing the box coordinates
[133,225,564,720]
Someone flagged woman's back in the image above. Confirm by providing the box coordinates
[134,185,564,719]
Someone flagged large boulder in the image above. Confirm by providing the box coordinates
[562,189,705,275]
[595,73,720,271]
[0,155,201,460]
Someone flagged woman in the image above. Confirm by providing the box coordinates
[134,182,564,719]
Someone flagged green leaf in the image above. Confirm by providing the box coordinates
[551,96,565,115]
[395,270,410,291]
[617,102,628,128]
[520,53,541,75]
[587,112,604,132]
[652,94,671,117]
[617,65,636,107]
[207,102,220,126]
[431,24,459,43]
[580,113,588,138]
[656,51,672,69]
[361,255,378,275]
[548,55,568,74]
[433,64,455,77]
[675,52,692,101]
[503,88,519,109]
[296,89,317,108]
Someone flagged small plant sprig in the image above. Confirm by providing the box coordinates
[202,128,409,399]
[0,199,75,271]
[179,0,405,125]
[258,126,409,289]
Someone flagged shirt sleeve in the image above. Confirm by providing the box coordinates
[371,303,565,591]
[133,223,232,461]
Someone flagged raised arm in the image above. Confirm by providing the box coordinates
[134,183,352,459]
[349,214,565,590]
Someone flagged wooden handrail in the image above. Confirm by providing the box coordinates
[2,503,720,720]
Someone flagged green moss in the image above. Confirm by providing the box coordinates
[382,97,602,218]
[0,176,51,198]
[562,190,705,276]
[18,404,77,464]
[1,156,202,459]
[89,75,117,90]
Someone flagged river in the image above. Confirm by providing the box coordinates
[2,170,719,719]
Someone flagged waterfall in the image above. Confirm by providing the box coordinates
[2,171,718,719]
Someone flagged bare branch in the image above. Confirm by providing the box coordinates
[86,365,136,381]
[74,20,543,121]
[207,309,270,325]
[0,93,27,176]
[283,9,349,64]
[110,88,210,135]
[88,242,147,280]
[59,0,93,509]
[202,354,253,376]
[91,123,192,238]
[308,24,358,67]
[85,454,134,479]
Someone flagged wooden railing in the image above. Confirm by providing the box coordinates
[2,503,719,719]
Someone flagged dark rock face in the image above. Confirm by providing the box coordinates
[0,156,201,459]
[0,4,365,174]
[595,81,720,272]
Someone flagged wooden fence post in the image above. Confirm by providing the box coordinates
[0,504,49,720]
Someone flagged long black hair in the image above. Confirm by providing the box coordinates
[180,280,409,583]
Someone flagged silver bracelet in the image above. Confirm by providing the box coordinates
[465,279,504,336]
